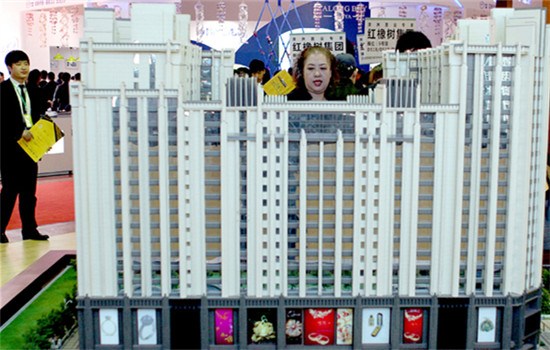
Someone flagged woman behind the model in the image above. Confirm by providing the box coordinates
[286,46,340,101]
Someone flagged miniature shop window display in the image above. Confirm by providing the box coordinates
[304,308,335,345]
[362,308,391,344]
[285,308,303,344]
[214,308,236,345]
[284,307,353,346]
[248,308,277,345]
[477,307,498,343]
[403,308,426,344]
[136,309,157,345]
[99,309,120,345]
[336,308,353,345]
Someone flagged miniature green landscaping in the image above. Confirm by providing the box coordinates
[0,265,77,350]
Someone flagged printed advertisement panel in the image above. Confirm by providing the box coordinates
[248,309,277,344]
[477,307,497,343]
[304,308,335,345]
[362,308,390,344]
[285,308,303,344]
[137,309,157,345]
[336,308,353,345]
[289,32,347,65]
[215,308,234,345]
[403,308,423,344]
[357,18,415,64]
[99,309,119,345]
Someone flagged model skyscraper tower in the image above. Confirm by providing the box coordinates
[75,4,549,348]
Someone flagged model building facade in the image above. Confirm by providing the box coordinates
[74,4,550,349]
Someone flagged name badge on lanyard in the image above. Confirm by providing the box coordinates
[18,85,32,128]
[23,112,33,128]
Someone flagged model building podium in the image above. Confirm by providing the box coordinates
[73,4,549,349]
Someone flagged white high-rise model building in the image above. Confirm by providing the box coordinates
[74,4,549,349]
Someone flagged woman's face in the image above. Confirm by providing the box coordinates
[303,51,331,100]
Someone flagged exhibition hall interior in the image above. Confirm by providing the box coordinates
[0,0,549,349]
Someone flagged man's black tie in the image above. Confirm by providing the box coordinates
[19,84,27,114]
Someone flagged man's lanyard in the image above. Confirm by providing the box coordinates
[11,79,32,128]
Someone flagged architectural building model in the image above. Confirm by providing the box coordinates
[74,4,549,348]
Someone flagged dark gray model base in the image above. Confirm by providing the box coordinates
[77,289,541,349]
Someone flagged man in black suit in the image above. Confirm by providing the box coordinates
[43,71,57,104]
[0,50,49,243]
[52,72,71,112]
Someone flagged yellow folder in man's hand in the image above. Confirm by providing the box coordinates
[17,117,65,163]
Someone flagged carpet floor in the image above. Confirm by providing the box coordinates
[4,176,75,231]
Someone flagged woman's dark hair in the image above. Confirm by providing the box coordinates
[5,50,29,67]
[292,46,339,93]
[395,31,432,53]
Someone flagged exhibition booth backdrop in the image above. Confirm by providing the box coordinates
[4,0,540,77]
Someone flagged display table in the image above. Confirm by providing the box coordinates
[38,112,73,176]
